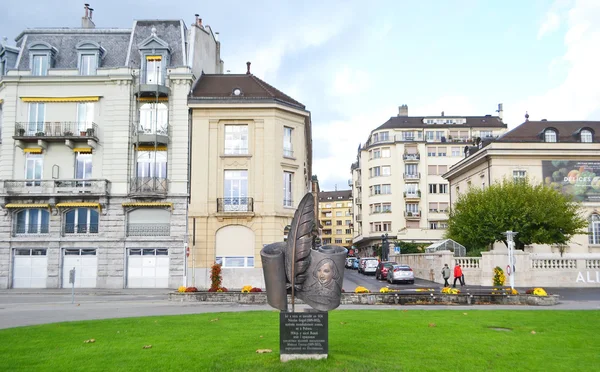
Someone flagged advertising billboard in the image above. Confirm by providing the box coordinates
[542,160,600,202]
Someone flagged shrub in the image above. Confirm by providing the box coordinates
[250,287,262,292]
[185,287,198,292]
[210,263,222,292]
[217,287,228,292]
[493,266,505,287]
[355,286,370,293]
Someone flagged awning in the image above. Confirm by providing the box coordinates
[138,97,168,102]
[73,147,93,154]
[136,145,167,151]
[0,99,3,104]
[5,203,51,209]
[56,202,102,212]
[122,202,173,209]
[23,148,43,154]
[20,96,101,103]
[145,55,162,61]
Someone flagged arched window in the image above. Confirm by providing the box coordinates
[590,214,600,245]
[139,103,168,135]
[581,129,593,143]
[14,208,50,234]
[544,129,557,142]
[64,208,99,234]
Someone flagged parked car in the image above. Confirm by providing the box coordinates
[352,259,359,270]
[387,265,415,284]
[359,257,379,275]
[375,261,395,280]
[345,257,357,269]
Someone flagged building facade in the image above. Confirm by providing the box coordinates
[0,9,223,289]
[444,119,600,255]
[319,190,353,248]
[351,104,507,254]
[187,66,312,289]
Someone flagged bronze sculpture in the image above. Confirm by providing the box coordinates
[261,193,347,312]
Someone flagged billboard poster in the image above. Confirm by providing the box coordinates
[542,160,600,202]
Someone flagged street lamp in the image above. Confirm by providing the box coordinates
[381,233,389,261]
[502,230,518,290]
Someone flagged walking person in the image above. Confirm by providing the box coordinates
[441,264,451,287]
[453,263,463,288]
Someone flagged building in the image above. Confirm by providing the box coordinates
[351,104,507,255]
[318,189,353,248]
[443,118,600,255]
[0,7,223,289]
[187,63,312,289]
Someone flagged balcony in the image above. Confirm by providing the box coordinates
[403,153,420,162]
[127,223,170,237]
[14,122,99,143]
[355,179,362,187]
[403,191,421,200]
[134,73,170,97]
[217,197,254,213]
[355,197,362,204]
[131,122,169,145]
[129,177,168,197]
[404,211,421,220]
[403,173,421,181]
[0,179,110,197]
[356,214,362,221]
[64,223,99,235]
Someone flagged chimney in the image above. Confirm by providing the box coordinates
[194,14,199,26]
[497,103,504,120]
[246,61,251,75]
[198,18,203,28]
[398,104,408,117]
[81,3,96,29]
[215,32,219,41]
[441,111,445,117]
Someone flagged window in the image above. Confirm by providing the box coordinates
[345,220,351,225]
[439,184,448,194]
[336,220,343,226]
[439,165,447,174]
[405,164,418,177]
[27,103,45,135]
[480,130,493,138]
[127,208,170,236]
[75,153,93,183]
[336,229,343,234]
[590,214,600,244]
[381,184,392,194]
[65,208,99,234]
[382,203,392,212]
[436,131,444,141]
[224,170,248,211]
[77,102,94,133]
[372,185,381,195]
[371,149,381,159]
[348,202,353,208]
[427,147,436,157]
[336,211,342,217]
[429,202,438,212]
[428,165,437,175]
[426,131,434,141]
[32,55,49,76]
[324,212,332,217]
[381,148,391,158]
[581,129,593,143]
[145,56,163,84]
[544,129,557,143]
[325,203,332,208]
[322,238,332,244]
[283,127,293,157]
[377,131,389,142]
[513,170,527,183]
[429,184,437,194]
[139,103,167,136]
[335,239,343,244]
[137,151,167,179]
[371,222,391,232]
[405,183,418,196]
[406,203,419,214]
[216,256,254,268]
[15,208,50,234]
[345,229,352,234]
[402,131,415,141]
[439,202,449,212]
[430,222,438,229]
[371,167,381,177]
[437,147,447,157]
[283,171,293,207]
[440,222,448,229]
[79,54,97,75]
[224,125,248,155]
[324,220,332,226]
[381,166,391,176]
[336,203,342,208]
[451,147,460,157]
[346,239,352,244]
[372,204,381,214]
[25,154,43,186]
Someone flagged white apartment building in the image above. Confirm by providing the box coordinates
[351,104,507,254]
[0,7,223,289]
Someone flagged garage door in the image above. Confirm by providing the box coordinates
[127,248,169,288]
[62,249,97,288]
[13,249,48,288]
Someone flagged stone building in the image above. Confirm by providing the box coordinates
[318,190,353,248]
[0,7,223,288]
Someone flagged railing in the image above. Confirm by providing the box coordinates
[403,192,421,199]
[14,122,98,138]
[131,122,169,137]
[403,153,420,161]
[395,134,422,142]
[403,173,421,180]
[356,197,362,204]
[283,149,294,158]
[64,223,99,234]
[1,179,110,195]
[371,137,393,145]
[455,257,481,269]
[217,197,254,213]
[355,179,362,187]
[404,211,421,218]
[586,260,600,269]
[283,199,294,207]
[127,223,170,236]
[129,177,168,195]
[531,259,577,270]
[356,214,362,221]
[14,224,50,235]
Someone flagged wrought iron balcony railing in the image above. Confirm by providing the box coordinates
[131,122,169,137]
[404,211,421,218]
[14,122,99,139]
[1,179,110,196]
[14,224,50,235]
[129,177,168,195]
[403,153,420,161]
[127,223,170,237]
[217,197,254,213]
[64,223,99,234]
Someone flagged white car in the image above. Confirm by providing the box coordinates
[387,265,415,284]
[362,258,379,275]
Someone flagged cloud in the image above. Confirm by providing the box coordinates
[330,66,371,97]
[538,12,561,39]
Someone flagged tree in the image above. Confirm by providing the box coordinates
[445,178,587,252]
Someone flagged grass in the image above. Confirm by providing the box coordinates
[0,310,598,371]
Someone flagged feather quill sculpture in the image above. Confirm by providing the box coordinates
[284,193,314,312]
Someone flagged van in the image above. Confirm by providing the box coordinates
[358,257,379,275]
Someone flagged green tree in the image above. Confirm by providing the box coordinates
[445,178,587,252]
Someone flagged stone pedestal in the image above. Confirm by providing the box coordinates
[280,312,328,362]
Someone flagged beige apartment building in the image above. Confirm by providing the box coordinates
[319,190,353,249]
[444,119,600,254]
[351,104,507,254]
[187,65,312,289]
[0,8,223,288]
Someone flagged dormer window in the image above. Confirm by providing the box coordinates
[76,41,104,76]
[145,56,163,84]
[138,27,171,86]
[581,129,593,143]
[28,42,57,76]
[544,129,557,143]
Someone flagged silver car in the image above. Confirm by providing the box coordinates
[387,264,415,284]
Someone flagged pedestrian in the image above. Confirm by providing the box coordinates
[441,264,451,287]
[453,264,463,288]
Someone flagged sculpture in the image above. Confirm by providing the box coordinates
[260,193,347,312]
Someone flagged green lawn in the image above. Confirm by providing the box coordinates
[0,310,598,372]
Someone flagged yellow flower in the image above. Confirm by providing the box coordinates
[241,285,252,293]
[178,286,186,293]
[533,288,547,296]
[379,287,390,293]
[355,286,370,293]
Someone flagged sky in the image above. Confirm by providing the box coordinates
[2,0,599,191]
